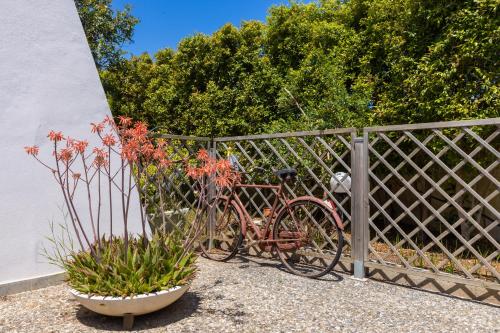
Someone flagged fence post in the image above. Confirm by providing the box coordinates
[207,140,216,246]
[208,139,216,200]
[351,133,369,280]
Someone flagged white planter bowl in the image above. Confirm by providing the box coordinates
[70,284,190,317]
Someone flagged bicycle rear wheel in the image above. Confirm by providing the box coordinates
[200,197,243,261]
[273,199,343,278]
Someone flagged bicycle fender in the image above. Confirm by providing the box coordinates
[285,196,345,230]
[231,199,247,237]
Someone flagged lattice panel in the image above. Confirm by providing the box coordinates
[366,122,500,282]
[214,129,355,258]
[144,135,209,237]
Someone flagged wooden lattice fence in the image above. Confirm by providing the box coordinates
[149,118,500,303]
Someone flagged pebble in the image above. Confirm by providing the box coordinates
[0,256,499,332]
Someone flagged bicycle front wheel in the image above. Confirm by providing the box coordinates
[273,199,343,278]
[200,197,243,261]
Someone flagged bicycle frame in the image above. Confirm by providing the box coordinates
[220,179,344,252]
[230,182,288,243]
[202,173,346,277]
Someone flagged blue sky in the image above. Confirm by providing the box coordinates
[113,0,292,56]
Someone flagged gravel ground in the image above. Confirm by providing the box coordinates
[0,256,499,333]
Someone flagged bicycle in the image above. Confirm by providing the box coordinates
[199,167,345,278]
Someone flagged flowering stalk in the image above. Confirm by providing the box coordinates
[96,163,102,251]
[25,117,238,263]
[24,118,150,258]
[80,149,97,243]
[135,162,149,245]
[45,137,85,252]
[107,145,113,248]
[175,149,241,266]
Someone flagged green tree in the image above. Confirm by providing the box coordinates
[75,0,138,69]
[339,0,499,123]
[100,0,499,137]
[376,0,500,123]
[265,1,371,130]
[100,53,155,123]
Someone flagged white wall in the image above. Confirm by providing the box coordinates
[0,0,141,284]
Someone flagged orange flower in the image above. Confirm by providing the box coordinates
[126,121,149,143]
[153,147,166,161]
[103,115,114,125]
[92,147,108,167]
[57,147,73,162]
[24,145,39,156]
[186,166,202,179]
[90,122,105,134]
[215,159,239,187]
[158,158,171,168]
[197,149,209,161]
[72,140,88,154]
[140,142,155,158]
[121,142,138,162]
[102,134,117,146]
[47,130,64,142]
[93,147,107,157]
[72,173,81,180]
[186,150,240,188]
[118,116,132,127]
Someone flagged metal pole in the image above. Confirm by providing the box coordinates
[207,140,216,249]
[351,134,369,280]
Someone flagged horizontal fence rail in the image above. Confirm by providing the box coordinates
[150,118,499,302]
[214,128,357,142]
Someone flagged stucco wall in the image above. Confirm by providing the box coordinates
[0,0,141,284]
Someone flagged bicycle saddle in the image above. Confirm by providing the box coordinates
[274,168,297,181]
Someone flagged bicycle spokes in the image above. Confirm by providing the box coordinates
[274,200,343,278]
[200,198,243,261]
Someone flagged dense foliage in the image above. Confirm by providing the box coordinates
[91,0,499,136]
[75,0,138,69]
[51,234,196,297]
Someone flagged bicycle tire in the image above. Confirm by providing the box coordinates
[200,197,244,261]
[273,198,344,278]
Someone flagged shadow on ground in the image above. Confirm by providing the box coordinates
[228,254,344,282]
[75,291,201,331]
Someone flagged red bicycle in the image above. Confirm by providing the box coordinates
[200,168,344,278]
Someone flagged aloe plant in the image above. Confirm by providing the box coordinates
[27,117,240,297]
[48,232,196,297]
